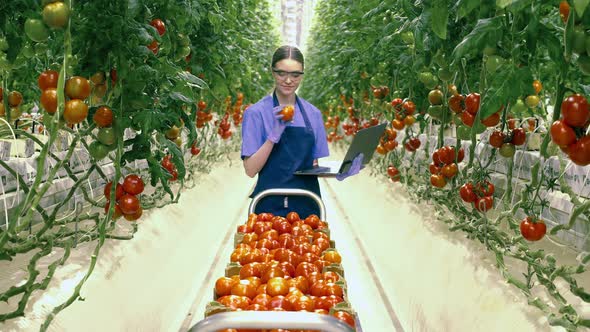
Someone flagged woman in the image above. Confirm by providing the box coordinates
[240,45,361,218]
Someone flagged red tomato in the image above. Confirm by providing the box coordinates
[568,135,590,166]
[104,201,123,220]
[40,88,57,114]
[93,106,114,128]
[561,94,590,128]
[402,100,416,115]
[520,217,547,241]
[292,295,315,311]
[550,120,577,147]
[240,262,264,279]
[560,1,570,23]
[119,194,140,215]
[123,206,143,221]
[104,181,124,200]
[268,295,292,311]
[475,181,495,197]
[448,94,465,113]
[510,128,526,146]
[215,277,237,297]
[465,93,480,114]
[217,295,250,310]
[266,277,289,297]
[38,70,59,91]
[459,183,477,203]
[332,311,356,328]
[190,144,201,156]
[474,196,493,212]
[461,111,475,127]
[7,91,23,107]
[231,280,257,299]
[457,147,465,162]
[123,174,144,195]
[252,293,272,308]
[65,76,91,100]
[430,174,447,188]
[489,130,506,148]
[322,250,342,264]
[441,163,458,178]
[438,146,456,165]
[150,18,166,36]
[481,112,500,127]
[63,99,89,124]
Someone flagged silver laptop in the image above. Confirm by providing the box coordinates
[294,122,387,177]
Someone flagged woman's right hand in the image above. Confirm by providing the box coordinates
[267,105,289,143]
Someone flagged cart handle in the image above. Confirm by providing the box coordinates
[248,188,326,221]
[188,311,354,332]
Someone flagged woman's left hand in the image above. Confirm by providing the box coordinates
[336,153,364,181]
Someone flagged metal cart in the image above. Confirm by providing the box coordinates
[187,188,360,332]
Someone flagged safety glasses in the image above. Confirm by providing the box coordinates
[272,68,304,80]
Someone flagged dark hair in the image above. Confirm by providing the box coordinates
[271,45,304,69]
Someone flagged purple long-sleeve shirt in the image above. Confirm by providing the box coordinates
[241,94,330,160]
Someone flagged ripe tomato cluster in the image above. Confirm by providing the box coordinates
[390,98,416,130]
[550,93,590,166]
[403,136,421,153]
[459,180,495,212]
[147,18,166,55]
[371,85,390,99]
[103,174,145,221]
[450,91,502,128]
[196,100,214,128]
[376,126,398,155]
[341,106,361,136]
[488,127,527,158]
[387,165,401,182]
[0,87,23,121]
[161,155,179,181]
[429,146,464,188]
[210,211,357,331]
[232,92,245,126]
[38,70,92,126]
[325,115,343,143]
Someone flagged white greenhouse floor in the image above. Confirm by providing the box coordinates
[1,148,585,332]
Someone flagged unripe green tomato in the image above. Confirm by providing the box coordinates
[24,19,49,42]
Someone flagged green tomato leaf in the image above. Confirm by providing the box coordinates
[454,0,480,19]
[430,0,449,40]
[452,16,504,59]
[574,0,590,18]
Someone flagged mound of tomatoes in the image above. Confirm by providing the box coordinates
[550,93,590,166]
[208,211,357,331]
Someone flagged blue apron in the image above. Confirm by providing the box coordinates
[249,92,321,218]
